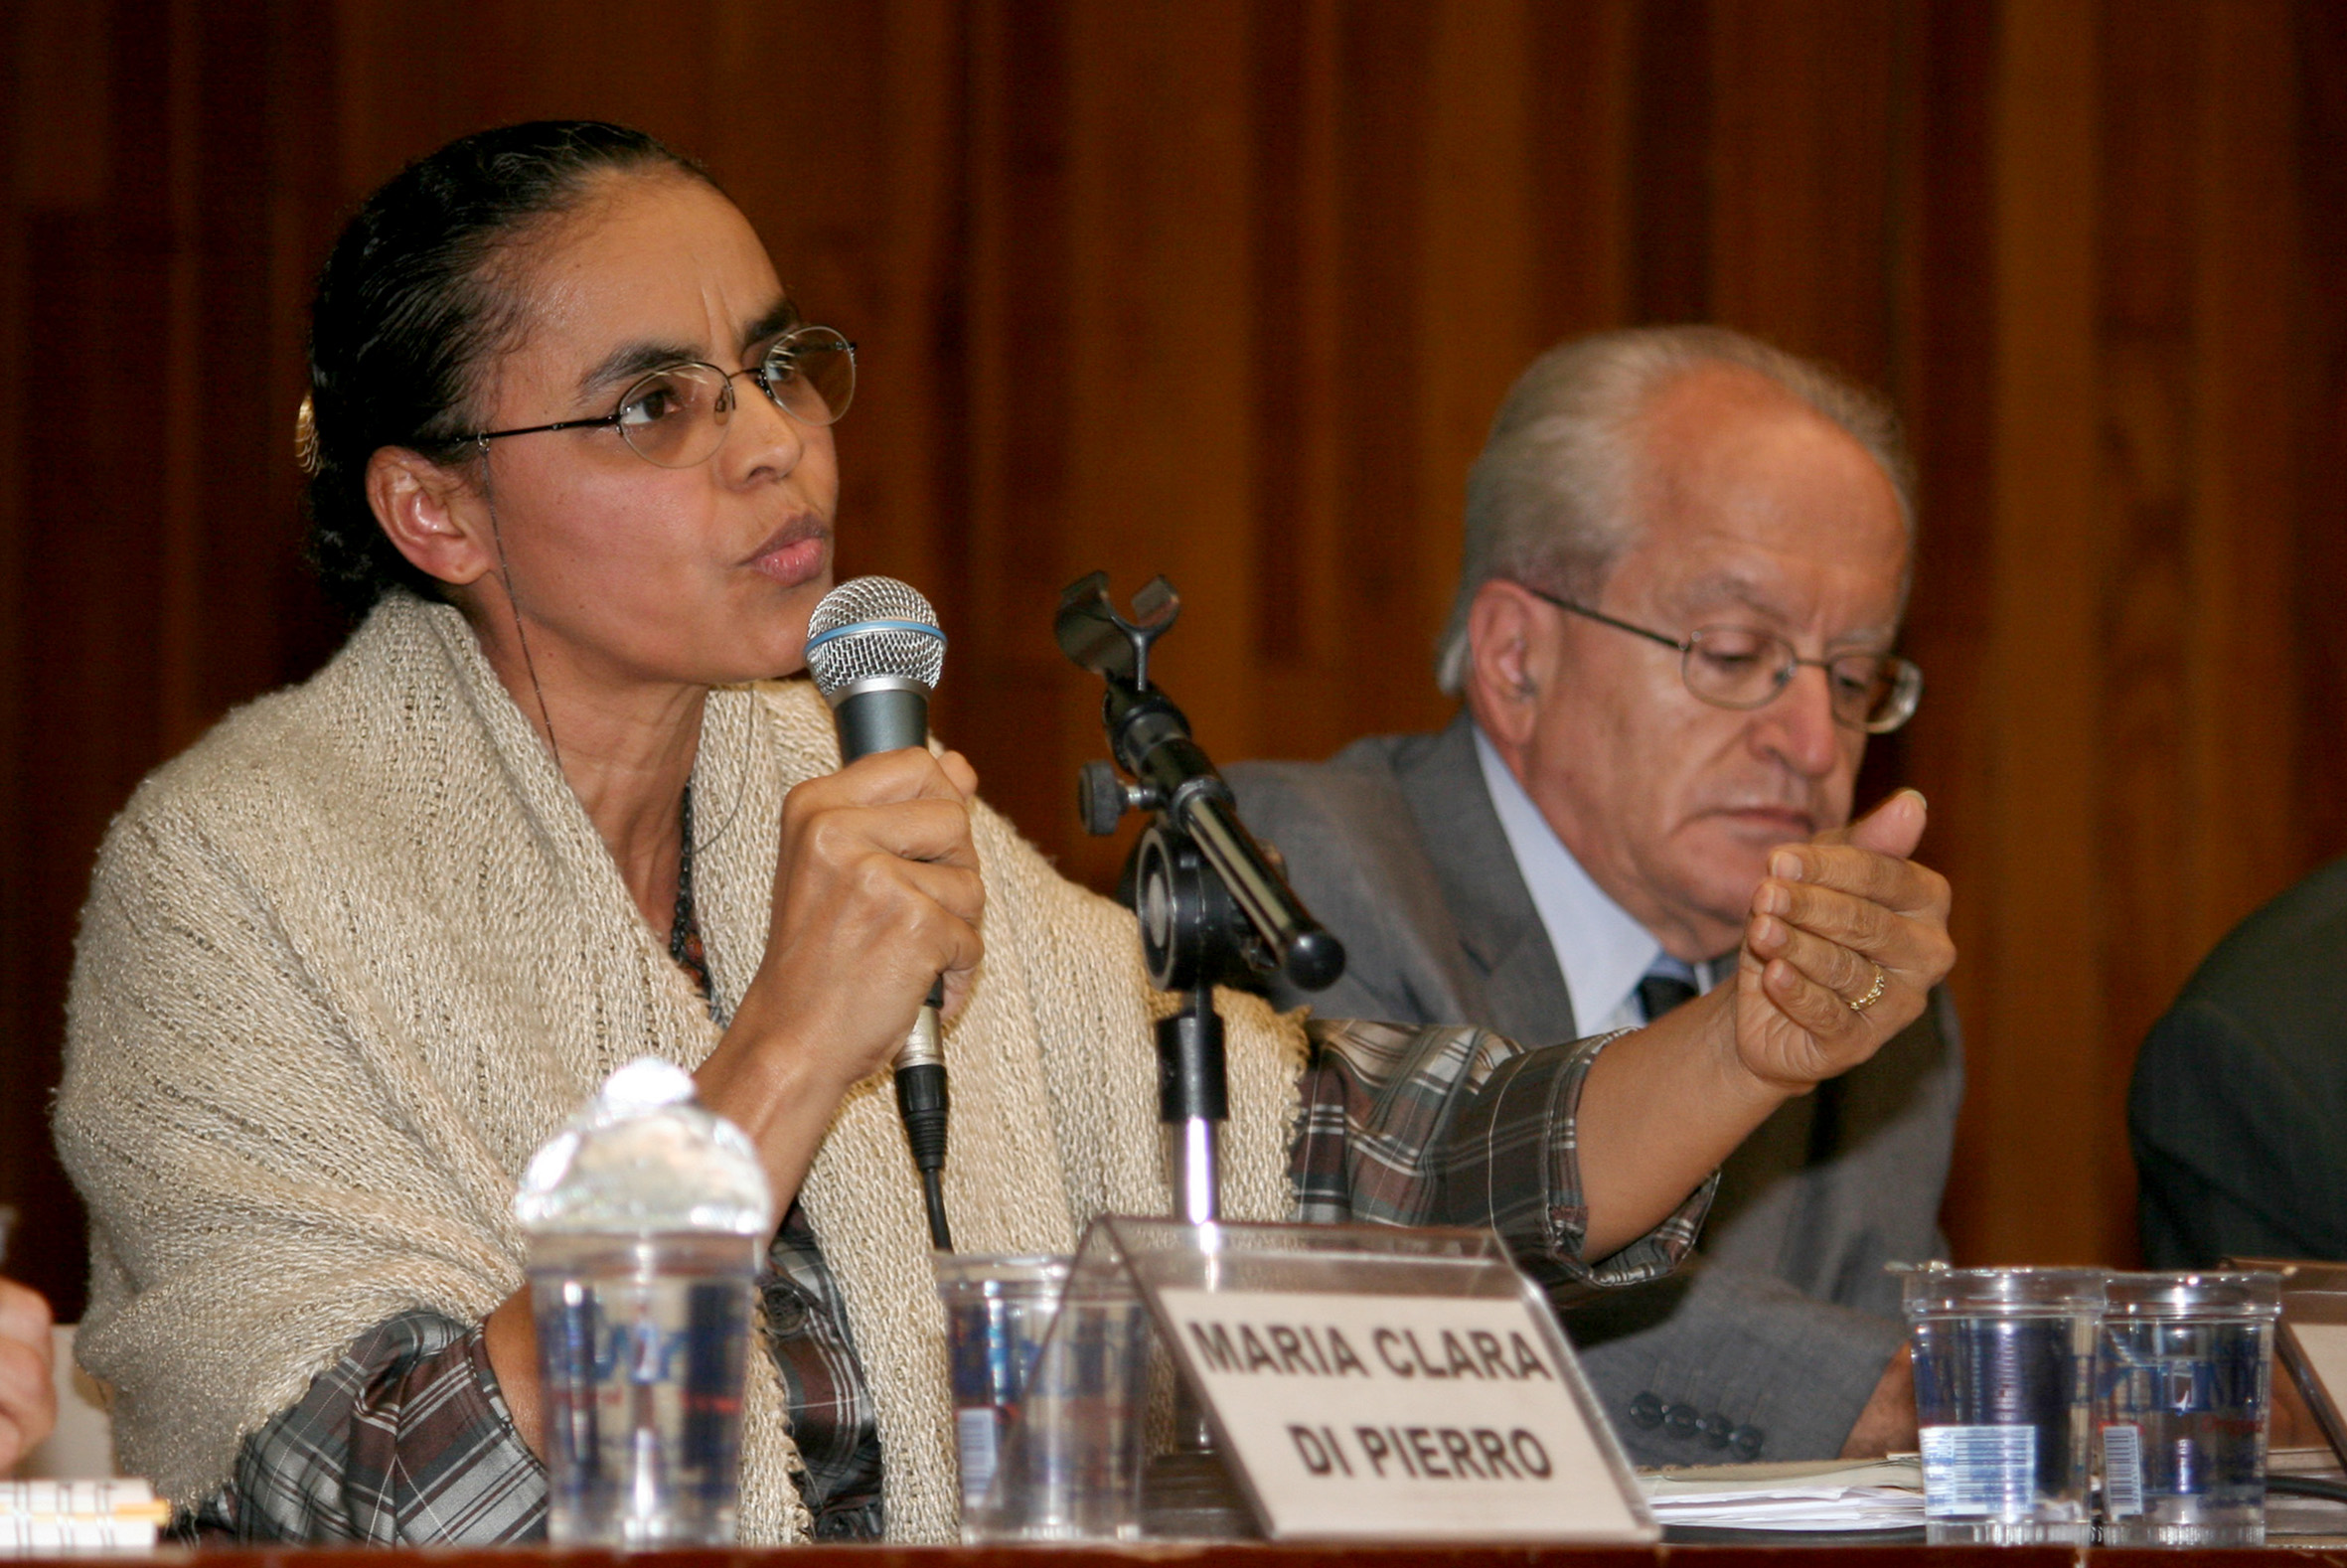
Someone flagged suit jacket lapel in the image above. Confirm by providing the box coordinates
[1392,712,1581,1048]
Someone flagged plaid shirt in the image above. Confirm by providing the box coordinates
[185,1019,1711,1543]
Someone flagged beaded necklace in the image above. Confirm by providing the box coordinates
[669,784,717,1009]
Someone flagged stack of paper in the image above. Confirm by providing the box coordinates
[1639,1455,1926,1532]
[0,1480,169,1551]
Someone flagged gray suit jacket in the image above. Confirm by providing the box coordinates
[1227,712,1962,1464]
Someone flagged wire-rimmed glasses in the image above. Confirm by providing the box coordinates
[1518,582,1923,733]
[471,325,856,468]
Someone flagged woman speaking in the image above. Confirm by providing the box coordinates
[54,122,1953,1544]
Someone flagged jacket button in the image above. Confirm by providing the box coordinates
[1730,1424,1764,1460]
[1663,1403,1699,1439]
[1699,1413,1733,1448]
[1628,1392,1664,1429]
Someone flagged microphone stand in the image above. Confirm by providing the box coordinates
[1057,571,1346,1537]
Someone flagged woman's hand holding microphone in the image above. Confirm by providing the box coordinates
[695,746,986,1206]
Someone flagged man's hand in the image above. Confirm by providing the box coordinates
[0,1277,57,1472]
[1839,1344,1918,1458]
[1735,789,1955,1093]
[1563,789,1956,1259]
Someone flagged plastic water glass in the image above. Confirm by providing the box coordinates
[528,1233,761,1545]
[948,1259,1152,1543]
[933,1254,1072,1538]
[2095,1270,2279,1547]
[1904,1265,2106,1544]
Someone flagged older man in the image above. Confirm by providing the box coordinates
[1228,325,1958,1466]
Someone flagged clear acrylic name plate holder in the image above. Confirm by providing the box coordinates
[2229,1257,2347,1468]
[969,1215,1656,1545]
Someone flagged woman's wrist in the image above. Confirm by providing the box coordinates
[482,1289,543,1459]
[708,979,844,1085]
[695,996,868,1206]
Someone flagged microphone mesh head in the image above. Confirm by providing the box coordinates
[806,576,946,700]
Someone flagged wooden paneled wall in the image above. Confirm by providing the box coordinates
[3,1,2342,1318]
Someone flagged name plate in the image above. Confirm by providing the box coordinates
[1159,1285,1648,1541]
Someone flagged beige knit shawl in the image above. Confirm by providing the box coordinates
[56,594,1307,1542]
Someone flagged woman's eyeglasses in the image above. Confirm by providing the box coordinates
[471,325,856,468]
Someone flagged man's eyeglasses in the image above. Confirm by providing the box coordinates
[1516,582,1923,733]
[471,325,857,468]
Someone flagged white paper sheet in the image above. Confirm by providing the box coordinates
[1639,1456,1925,1532]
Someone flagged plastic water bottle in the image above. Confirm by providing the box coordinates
[514,1058,774,1546]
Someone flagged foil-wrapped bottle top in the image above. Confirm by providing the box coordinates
[514,1058,774,1237]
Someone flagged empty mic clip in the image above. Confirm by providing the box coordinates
[1057,571,1346,996]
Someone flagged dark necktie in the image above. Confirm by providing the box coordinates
[1638,971,1700,1022]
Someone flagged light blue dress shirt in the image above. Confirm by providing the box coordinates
[1473,725,1720,1032]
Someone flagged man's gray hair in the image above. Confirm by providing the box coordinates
[1433,325,1915,697]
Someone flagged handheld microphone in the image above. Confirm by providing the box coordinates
[805,576,954,1251]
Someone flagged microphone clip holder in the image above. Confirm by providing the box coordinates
[1056,572,1345,1225]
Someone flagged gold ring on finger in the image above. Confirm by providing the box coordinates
[1848,962,1888,1014]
